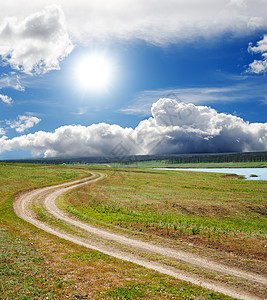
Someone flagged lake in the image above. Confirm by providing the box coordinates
[156,168,267,181]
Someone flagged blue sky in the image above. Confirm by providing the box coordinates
[0,1,266,159]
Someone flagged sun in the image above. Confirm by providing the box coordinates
[76,54,113,90]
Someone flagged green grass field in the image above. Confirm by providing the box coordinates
[109,160,267,168]
[60,168,267,261]
[0,163,236,299]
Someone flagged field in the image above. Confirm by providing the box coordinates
[60,168,267,261]
[109,160,267,169]
[0,163,233,299]
[0,162,266,299]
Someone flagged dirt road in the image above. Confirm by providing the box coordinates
[14,172,266,300]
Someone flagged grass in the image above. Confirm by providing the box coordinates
[0,163,86,227]
[102,279,227,299]
[0,163,235,299]
[0,228,57,299]
[109,161,267,168]
[60,168,267,261]
[0,163,86,299]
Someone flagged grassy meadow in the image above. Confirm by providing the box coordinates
[60,168,267,263]
[0,163,236,299]
[109,160,267,169]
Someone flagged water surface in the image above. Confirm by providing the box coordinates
[156,168,267,181]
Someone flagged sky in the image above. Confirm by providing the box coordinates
[0,0,266,159]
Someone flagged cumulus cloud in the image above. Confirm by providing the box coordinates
[248,35,267,74]
[0,98,266,157]
[1,1,267,46]
[121,82,267,116]
[0,94,13,105]
[0,5,73,74]
[6,115,41,133]
[0,124,135,157]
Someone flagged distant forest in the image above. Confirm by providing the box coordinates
[1,151,266,165]
[165,151,267,164]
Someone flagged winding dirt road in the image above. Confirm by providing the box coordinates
[14,172,266,300]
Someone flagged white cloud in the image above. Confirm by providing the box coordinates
[0,73,25,91]
[0,1,267,46]
[121,88,236,115]
[249,35,267,53]
[0,128,5,135]
[6,115,41,133]
[0,98,266,157]
[0,5,73,74]
[121,82,267,115]
[0,94,13,105]
[248,35,267,74]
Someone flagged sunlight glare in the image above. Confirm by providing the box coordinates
[76,54,113,90]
